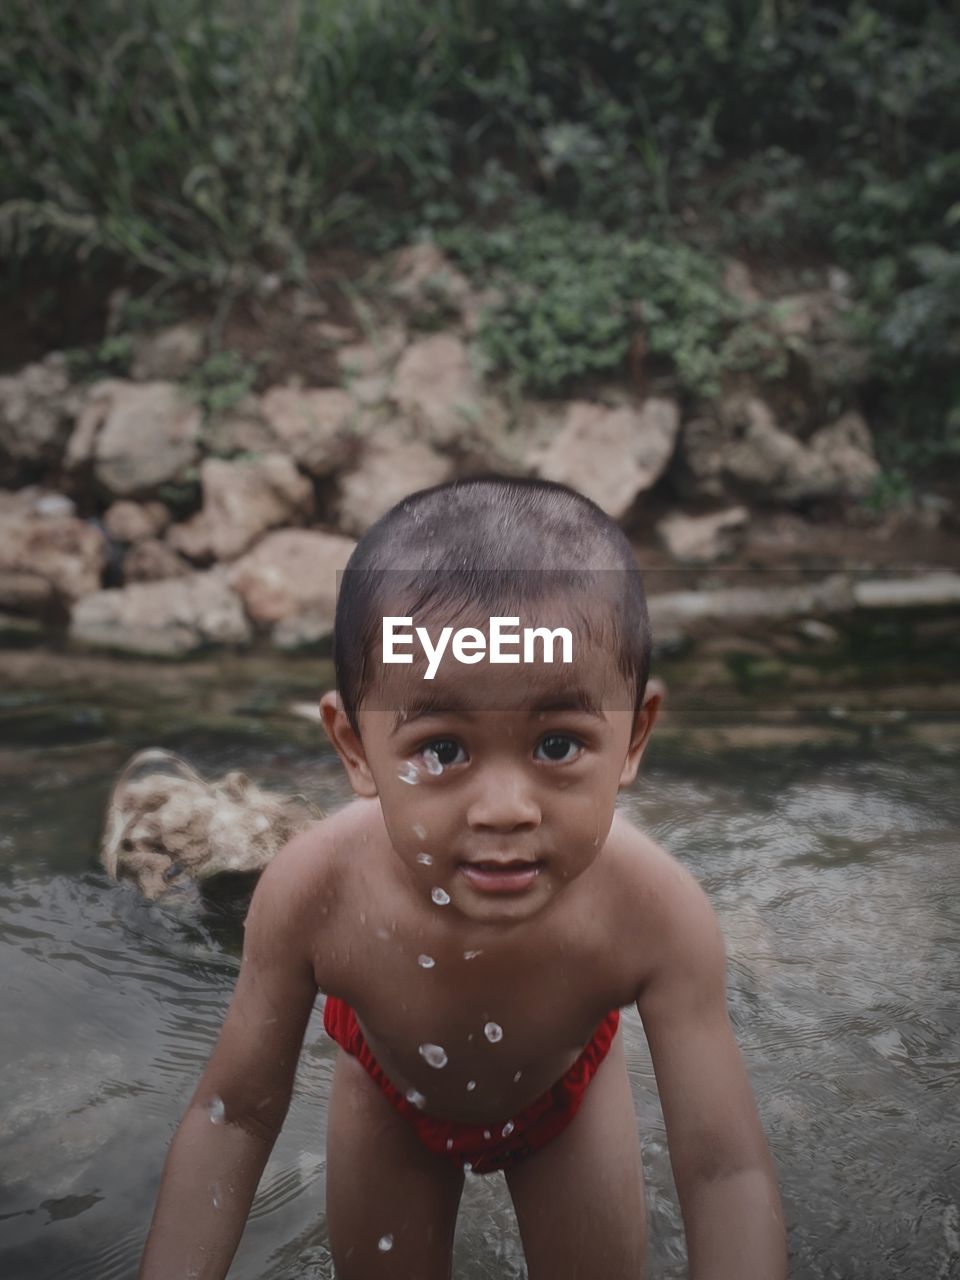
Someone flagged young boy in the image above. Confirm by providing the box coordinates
[139,477,787,1279]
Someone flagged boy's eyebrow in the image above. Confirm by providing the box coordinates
[391,694,474,733]
[390,688,605,733]
[528,690,605,717]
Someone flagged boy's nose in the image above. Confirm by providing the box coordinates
[466,770,541,833]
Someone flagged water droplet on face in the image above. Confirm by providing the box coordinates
[405,1088,427,1109]
[501,1121,515,1136]
[419,1043,448,1069]
[466,1079,476,1091]
[417,852,433,866]
[431,887,450,905]
[399,762,420,785]
[376,927,390,940]
[513,1070,523,1083]
[413,823,427,839]
[378,1234,394,1252]
[484,1021,503,1043]
[417,953,435,969]
[212,1182,222,1209]
[463,949,482,960]
[208,1096,225,1124]
[422,750,444,776]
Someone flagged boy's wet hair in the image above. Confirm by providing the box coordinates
[333,476,651,730]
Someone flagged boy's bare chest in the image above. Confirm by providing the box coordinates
[316,897,635,1123]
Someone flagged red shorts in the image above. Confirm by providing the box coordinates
[323,995,620,1175]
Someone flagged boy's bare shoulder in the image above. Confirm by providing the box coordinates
[245,799,381,946]
[601,810,720,985]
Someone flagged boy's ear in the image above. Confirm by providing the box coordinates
[319,691,378,798]
[618,678,664,788]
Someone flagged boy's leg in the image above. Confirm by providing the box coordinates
[504,1031,646,1280]
[326,1050,465,1280]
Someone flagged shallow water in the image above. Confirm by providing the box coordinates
[1,723,958,1278]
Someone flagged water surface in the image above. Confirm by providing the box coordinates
[1,711,957,1279]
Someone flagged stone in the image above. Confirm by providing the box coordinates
[130,323,204,381]
[534,397,681,520]
[260,386,359,475]
[392,334,486,446]
[681,397,880,504]
[805,412,880,501]
[0,511,106,613]
[67,380,201,496]
[0,486,75,519]
[337,327,407,381]
[70,570,251,656]
[167,454,314,562]
[723,260,763,306]
[103,500,171,544]
[203,395,281,458]
[122,539,190,583]
[228,529,356,646]
[0,353,82,468]
[390,242,472,315]
[336,431,455,536]
[656,507,749,564]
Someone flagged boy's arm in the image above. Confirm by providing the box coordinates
[635,867,787,1280]
[139,842,320,1280]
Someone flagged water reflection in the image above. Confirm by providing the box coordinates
[0,742,957,1279]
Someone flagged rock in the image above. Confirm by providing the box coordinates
[70,570,251,656]
[337,327,407,381]
[260,385,359,475]
[130,323,204,381]
[228,529,355,647]
[853,573,960,610]
[392,334,487,446]
[336,431,455,536]
[0,486,75,519]
[805,412,880,501]
[167,454,314,562]
[0,353,82,468]
[681,397,880,504]
[534,397,681,520]
[67,380,202,496]
[203,395,280,457]
[390,242,472,315]
[103,499,171,544]
[723,260,762,306]
[122,539,190,583]
[656,506,749,564]
[0,510,106,613]
[648,574,855,636]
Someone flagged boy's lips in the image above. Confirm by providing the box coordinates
[458,859,543,893]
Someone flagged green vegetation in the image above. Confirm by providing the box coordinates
[1,1,958,472]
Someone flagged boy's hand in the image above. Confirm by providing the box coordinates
[139,837,320,1279]
[636,868,788,1280]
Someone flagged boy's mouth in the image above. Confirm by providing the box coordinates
[459,859,543,893]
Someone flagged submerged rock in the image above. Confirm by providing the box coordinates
[101,748,319,898]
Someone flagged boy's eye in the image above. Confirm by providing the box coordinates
[534,734,582,763]
[421,739,467,771]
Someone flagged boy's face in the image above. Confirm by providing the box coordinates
[322,604,660,927]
